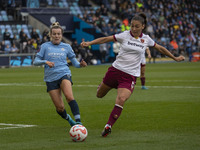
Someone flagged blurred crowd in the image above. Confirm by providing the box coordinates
[0,28,49,54]
[0,0,199,63]
[81,0,200,59]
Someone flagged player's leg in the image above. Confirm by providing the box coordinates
[140,64,148,89]
[61,79,81,124]
[97,66,117,98]
[48,89,76,126]
[102,88,132,137]
[96,82,112,98]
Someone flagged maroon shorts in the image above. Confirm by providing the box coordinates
[141,63,146,67]
[103,66,137,93]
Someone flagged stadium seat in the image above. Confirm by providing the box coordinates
[5,40,11,47]
[16,24,22,30]
[27,24,32,30]
[15,34,19,40]
[1,29,5,35]
[36,29,42,39]
[58,2,64,8]
[2,15,8,21]
[12,28,18,35]
[5,24,11,30]
[22,24,28,30]
[0,25,5,30]
[63,1,69,8]
[8,15,14,21]
[11,24,16,29]
[1,10,7,15]
[46,0,53,5]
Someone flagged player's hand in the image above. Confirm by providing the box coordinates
[46,61,55,68]
[81,42,90,48]
[80,59,87,67]
[175,55,185,62]
[148,54,152,59]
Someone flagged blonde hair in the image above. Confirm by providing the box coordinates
[49,22,64,36]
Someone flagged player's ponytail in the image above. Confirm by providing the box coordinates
[138,13,147,31]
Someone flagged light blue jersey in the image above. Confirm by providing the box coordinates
[33,41,80,82]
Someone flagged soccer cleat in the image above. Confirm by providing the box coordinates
[101,125,111,137]
[67,114,76,127]
[76,121,82,125]
[141,86,148,90]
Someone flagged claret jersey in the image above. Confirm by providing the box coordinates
[112,31,155,77]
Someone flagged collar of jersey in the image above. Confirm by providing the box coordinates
[130,31,143,39]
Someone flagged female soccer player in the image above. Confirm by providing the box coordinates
[33,22,87,127]
[81,13,185,137]
[140,47,151,90]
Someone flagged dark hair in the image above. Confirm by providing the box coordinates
[131,13,147,31]
[49,22,64,35]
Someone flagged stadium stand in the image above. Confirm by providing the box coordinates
[0,0,199,64]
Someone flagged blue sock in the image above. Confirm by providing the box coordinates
[68,100,81,122]
[56,109,69,120]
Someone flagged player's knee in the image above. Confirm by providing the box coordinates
[65,96,74,102]
[56,105,65,112]
[96,87,105,98]
[96,92,104,98]
[117,95,127,105]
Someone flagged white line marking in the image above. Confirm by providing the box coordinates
[0,83,199,89]
[147,80,200,82]
[145,86,200,89]
[0,83,44,86]
[0,123,37,130]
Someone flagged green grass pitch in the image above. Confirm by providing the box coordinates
[0,62,200,150]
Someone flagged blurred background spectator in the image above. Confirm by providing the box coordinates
[0,0,199,63]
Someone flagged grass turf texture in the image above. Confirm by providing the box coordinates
[0,62,200,150]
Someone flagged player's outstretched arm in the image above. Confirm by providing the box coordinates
[154,44,185,62]
[81,36,114,47]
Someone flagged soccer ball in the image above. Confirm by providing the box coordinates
[69,125,88,142]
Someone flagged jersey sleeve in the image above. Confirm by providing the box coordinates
[67,44,76,59]
[113,31,126,43]
[36,43,46,59]
[147,35,156,47]
[70,57,80,68]
[33,44,47,66]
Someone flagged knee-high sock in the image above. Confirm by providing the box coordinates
[140,77,145,86]
[56,109,69,120]
[68,100,81,122]
[107,104,123,127]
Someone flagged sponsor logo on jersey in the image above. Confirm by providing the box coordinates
[127,41,144,49]
[48,53,64,56]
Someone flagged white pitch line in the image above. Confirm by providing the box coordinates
[145,86,200,89]
[0,83,200,89]
[147,80,200,82]
[0,83,44,86]
[0,123,37,130]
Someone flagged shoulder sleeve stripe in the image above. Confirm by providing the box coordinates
[113,35,117,41]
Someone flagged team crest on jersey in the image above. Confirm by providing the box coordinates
[61,48,65,51]
[140,39,144,43]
